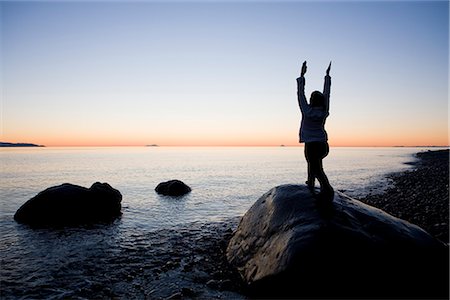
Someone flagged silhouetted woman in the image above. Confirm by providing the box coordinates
[297,61,334,201]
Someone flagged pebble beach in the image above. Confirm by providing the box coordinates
[360,149,449,243]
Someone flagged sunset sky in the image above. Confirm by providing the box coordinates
[1,1,448,147]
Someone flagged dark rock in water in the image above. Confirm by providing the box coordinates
[155,180,191,196]
[14,182,122,226]
[226,184,448,299]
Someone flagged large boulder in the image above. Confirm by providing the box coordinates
[14,182,122,226]
[155,180,191,196]
[226,184,448,299]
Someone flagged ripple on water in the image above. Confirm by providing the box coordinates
[1,218,242,299]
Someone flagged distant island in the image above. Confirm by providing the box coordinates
[0,142,44,147]
[146,144,159,147]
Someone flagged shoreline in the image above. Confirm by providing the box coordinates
[359,149,449,243]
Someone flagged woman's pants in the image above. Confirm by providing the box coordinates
[304,141,333,196]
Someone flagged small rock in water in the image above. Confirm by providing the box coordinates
[155,180,191,196]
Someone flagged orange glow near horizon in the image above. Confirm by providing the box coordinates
[3,129,448,147]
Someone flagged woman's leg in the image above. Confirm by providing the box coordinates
[316,158,333,194]
[304,143,315,191]
[316,142,334,200]
[305,142,334,199]
[307,162,315,190]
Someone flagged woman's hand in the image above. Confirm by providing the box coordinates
[301,61,307,77]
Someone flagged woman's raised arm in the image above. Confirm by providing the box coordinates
[323,61,332,112]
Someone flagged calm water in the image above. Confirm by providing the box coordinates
[0,146,439,298]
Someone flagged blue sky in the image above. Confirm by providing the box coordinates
[1,1,448,146]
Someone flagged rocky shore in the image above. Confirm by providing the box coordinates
[360,149,449,243]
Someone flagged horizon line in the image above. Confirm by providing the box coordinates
[2,144,449,148]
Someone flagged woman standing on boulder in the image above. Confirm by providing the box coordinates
[297,61,334,202]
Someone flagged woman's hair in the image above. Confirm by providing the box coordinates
[310,91,325,108]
